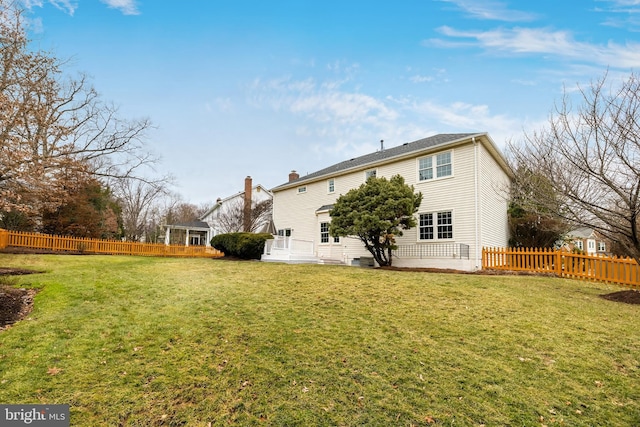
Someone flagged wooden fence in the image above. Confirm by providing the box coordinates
[483,247,639,289]
[0,229,223,259]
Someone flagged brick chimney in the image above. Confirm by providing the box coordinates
[289,170,300,182]
[243,176,252,232]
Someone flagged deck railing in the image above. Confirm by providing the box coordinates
[0,229,223,259]
[483,247,639,289]
[393,243,470,259]
[264,237,314,255]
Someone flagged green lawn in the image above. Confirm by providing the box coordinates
[0,254,638,426]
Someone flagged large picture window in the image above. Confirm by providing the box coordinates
[419,211,453,240]
[418,151,452,181]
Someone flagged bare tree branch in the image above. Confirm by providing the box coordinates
[508,71,640,262]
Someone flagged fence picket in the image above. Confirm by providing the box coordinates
[483,247,639,289]
[0,229,223,259]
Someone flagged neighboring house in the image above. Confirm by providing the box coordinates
[262,133,512,270]
[563,227,609,256]
[164,176,273,246]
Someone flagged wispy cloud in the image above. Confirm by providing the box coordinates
[100,0,139,15]
[438,0,537,22]
[20,0,138,16]
[428,26,640,68]
[21,0,78,15]
[595,0,640,30]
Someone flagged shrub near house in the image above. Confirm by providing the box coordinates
[211,233,273,259]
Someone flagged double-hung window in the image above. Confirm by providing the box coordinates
[419,213,434,240]
[328,179,335,193]
[365,169,377,180]
[320,222,339,243]
[437,211,453,239]
[320,222,330,243]
[419,211,453,240]
[418,151,452,181]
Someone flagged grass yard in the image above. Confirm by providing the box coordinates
[0,254,638,426]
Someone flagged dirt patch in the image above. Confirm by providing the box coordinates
[0,286,37,330]
[600,290,640,305]
[0,268,40,331]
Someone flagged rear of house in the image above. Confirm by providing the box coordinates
[264,133,512,271]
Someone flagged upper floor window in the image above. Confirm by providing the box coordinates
[328,179,335,193]
[419,151,452,181]
[598,241,606,252]
[297,186,307,194]
[365,169,377,180]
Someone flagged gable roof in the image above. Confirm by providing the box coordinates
[566,227,596,239]
[272,133,509,191]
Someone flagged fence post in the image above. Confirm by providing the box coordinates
[555,249,562,276]
[0,229,7,249]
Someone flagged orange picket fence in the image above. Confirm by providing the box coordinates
[0,229,223,259]
[483,247,640,289]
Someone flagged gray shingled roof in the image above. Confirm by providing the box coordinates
[167,220,210,230]
[272,133,481,191]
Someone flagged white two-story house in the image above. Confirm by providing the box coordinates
[263,133,512,271]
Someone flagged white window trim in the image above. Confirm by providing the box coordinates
[364,169,377,180]
[320,221,330,245]
[327,178,335,194]
[417,210,454,242]
[417,150,454,183]
[297,186,307,194]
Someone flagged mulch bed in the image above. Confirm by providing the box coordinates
[600,289,640,305]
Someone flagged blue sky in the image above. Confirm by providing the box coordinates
[20,0,640,204]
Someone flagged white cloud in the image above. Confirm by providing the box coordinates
[429,26,640,68]
[100,0,139,15]
[246,74,530,158]
[410,75,434,83]
[438,0,537,22]
[391,97,526,148]
[20,0,77,15]
[20,0,138,16]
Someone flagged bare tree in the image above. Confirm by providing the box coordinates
[115,179,169,241]
[216,198,273,234]
[0,1,161,217]
[508,71,640,262]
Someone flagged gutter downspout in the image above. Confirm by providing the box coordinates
[473,137,480,270]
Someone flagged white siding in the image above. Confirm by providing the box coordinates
[478,143,511,253]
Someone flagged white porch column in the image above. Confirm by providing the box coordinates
[165,226,170,246]
[186,229,190,247]
[206,228,213,247]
